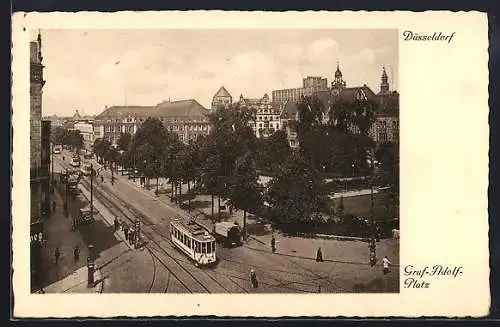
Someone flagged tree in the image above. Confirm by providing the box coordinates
[266,152,328,233]
[117,133,132,152]
[130,118,170,187]
[227,151,263,236]
[51,126,69,145]
[256,130,291,174]
[201,104,258,217]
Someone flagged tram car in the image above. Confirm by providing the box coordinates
[213,221,242,247]
[170,217,217,267]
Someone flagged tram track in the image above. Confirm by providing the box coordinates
[55,156,355,294]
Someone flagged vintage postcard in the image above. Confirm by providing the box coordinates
[11,11,489,317]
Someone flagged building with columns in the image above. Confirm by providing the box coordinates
[94,99,211,145]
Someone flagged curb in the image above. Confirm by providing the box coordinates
[78,184,135,251]
[244,244,400,267]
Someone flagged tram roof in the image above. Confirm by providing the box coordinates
[171,218,215,242]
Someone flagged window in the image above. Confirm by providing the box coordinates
[202,242,206,254]
[378,133,387,142]
[393,131,399,140]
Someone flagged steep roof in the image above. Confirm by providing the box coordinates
[337,86,377,103]
[96,99,209,119]
[213,86,232,98]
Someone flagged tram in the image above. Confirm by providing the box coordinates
[170,217,217,267]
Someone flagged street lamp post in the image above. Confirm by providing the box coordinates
[64,168,69,215]
[51,143,54,186]
[90,163,94,220]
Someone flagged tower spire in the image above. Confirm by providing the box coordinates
[380,66,389,94]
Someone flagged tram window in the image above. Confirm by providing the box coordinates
[196,242,200,252]
[202,242,206,254]
[212,242,215,252]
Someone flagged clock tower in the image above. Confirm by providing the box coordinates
[331,59,346,97]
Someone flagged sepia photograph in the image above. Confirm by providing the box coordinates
[29,28,400,294]
[13,11,489,318]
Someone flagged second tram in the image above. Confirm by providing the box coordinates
[170,217,217,267]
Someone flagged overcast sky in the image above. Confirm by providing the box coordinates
[34,29,398,116]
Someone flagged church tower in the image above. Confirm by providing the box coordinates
[331,59,346,96]
[380,67,390,94]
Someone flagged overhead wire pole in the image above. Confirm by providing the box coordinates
[90,163,94,220]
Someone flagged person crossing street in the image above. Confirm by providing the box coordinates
[271,235,276,253]
[250,268,258,289]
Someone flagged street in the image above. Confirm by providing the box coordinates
[44,150,399,293]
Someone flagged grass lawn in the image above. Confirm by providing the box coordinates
[329,192,399,221]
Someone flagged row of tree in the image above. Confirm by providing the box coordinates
[90,94,398,233]
[51,126,84,152]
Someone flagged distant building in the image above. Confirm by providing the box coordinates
[211,86,233,110]
[94,99,211,145]
[73,120,95,150]
[272,76,328,104]
[30,32,51,290]
[237,93,282,138]
[279,64,399,146]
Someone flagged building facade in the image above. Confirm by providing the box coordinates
[30,33,51,290]
[277,64,399,148]
[237,93,282,138]
[211,86,233,110]
[272,76,328,104]
[94,99,211,145]
[73,120,95,150]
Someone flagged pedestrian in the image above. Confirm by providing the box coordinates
[124,226,129,241]
[129,229,135,245]
[382,256,391,275]
[250,268,258,288]
[54,247,61,264]
[370,251,376,267]
[73,245,80,261]
[271,235,276,253]
[316,247,323,262]
[52,200,57,212]
[114,217,120,231]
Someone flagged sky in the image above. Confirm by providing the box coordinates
[33,29,398,116]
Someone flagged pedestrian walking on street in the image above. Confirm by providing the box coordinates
[54,247,61,264]
[370,251,376,267]
[382,256,391,275]
[250,268,258,288]
[316,247,323,262]
[124,226,129,241]
[114,217,120,231]
[271,235,276,253]
[52,200,57,213]
[129,229,135,245]
[101,175,104,183]
[73,245,80,261]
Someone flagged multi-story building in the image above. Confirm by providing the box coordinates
[371,68,399,143]
[94,99,211,145]
[278,64,399,147]
[237,93,282,138]
[272,76,328,104]
[30,32,51,290]
[73,120,95,150]
[211,86,233,110]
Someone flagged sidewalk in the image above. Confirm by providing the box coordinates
[36,172,101,293]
